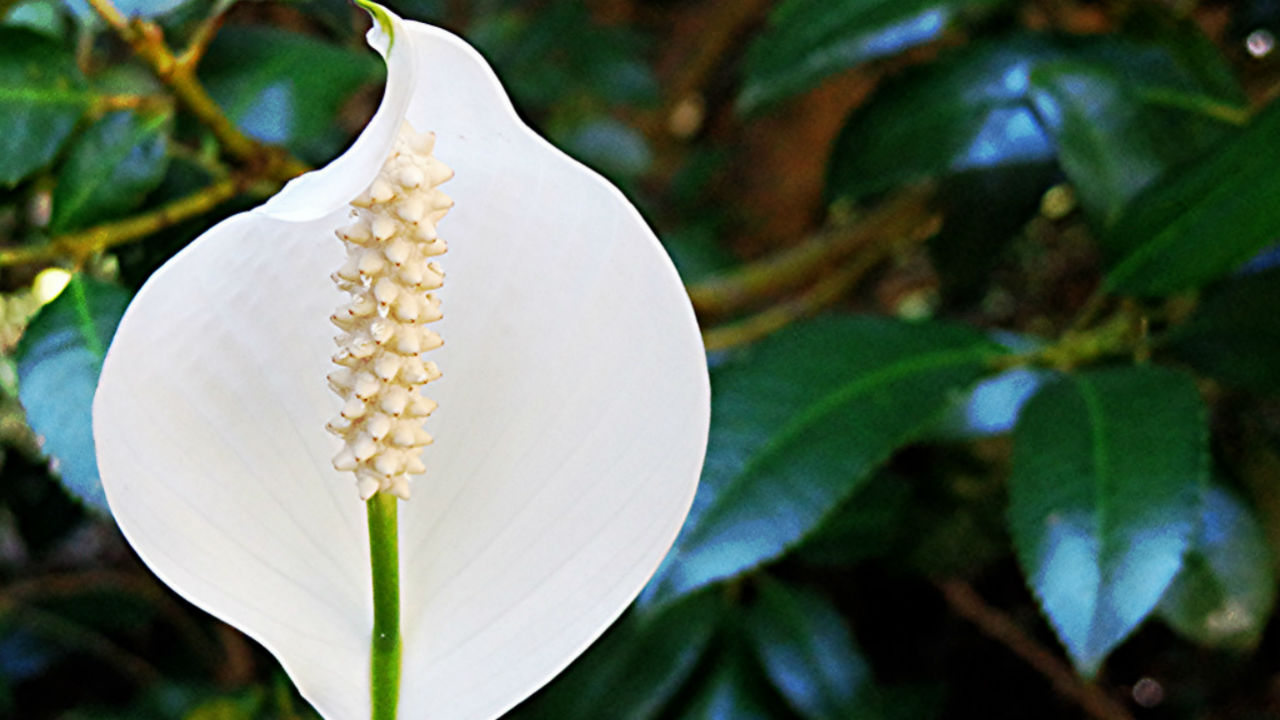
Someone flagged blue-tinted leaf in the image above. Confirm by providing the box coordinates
[50,110,171,233]
[15,275,131,512]
[745,579,871,719]
[1157,485,1276,649]
[673,649,776,720]
[0,28,90,186]
[643,316,1001,607]
[738,0,1009,114]
[1009,366,1206,675]
[828,28,1242,205]
[930,366,1052,439]
[1028,61,1233,225]
[200,27,383,163]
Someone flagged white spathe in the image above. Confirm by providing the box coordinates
[91,7,709,720]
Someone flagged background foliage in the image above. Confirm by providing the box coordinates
[1,0,1280,718]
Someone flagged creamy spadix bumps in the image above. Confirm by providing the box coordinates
[326,122,453,500]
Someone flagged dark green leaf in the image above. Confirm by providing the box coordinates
[0,27,91,186]
[509,590,720,720]
[744,579,871,719]
[1028,61,1232,225]
[1164,267,1280,393]
[673,648,777,720]
[200,27,382,163]
[15,275,131,512]
[827,28,1241,206]
[1009,366,1206,675]
[738,0,1008,114]
[1157,485,1276,649]
[50,110,171,233]
[643,316,1001,607]
[793,472,911,567]
[1104,101,1280,295]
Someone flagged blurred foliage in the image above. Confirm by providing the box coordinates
[2,0,1280,718]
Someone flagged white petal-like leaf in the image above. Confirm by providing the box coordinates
[93,9,709,720]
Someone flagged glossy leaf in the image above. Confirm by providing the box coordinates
[1157,485,1276,649]
[929,366,1052,439]
[509,591,720,720]
[15,275,130,513]
[0,28,90,186]
[745,579,871,719]
[827,28,1242,205]
[827,35,1058,203]
[1028,61,1231,225]
[738,0,1007,114]
[200,26,383,163]
[50,110,171,233]
[644,316,1001,607]
[1009,366,1206,675]
[1164,267,1280,393]
[1103,102,1280,295]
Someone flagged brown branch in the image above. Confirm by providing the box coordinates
[700,208,940,351]
[84,0,307,180]
[937,579,1136,720]
[0,177,248,267]
[687,182,937,318]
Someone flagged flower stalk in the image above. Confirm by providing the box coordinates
[367,492,401,720]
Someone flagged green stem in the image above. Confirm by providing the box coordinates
[367,492,401,720]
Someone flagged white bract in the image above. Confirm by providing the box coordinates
[92,6,710,719]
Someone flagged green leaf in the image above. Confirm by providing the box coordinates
[0,27,91,186]
[1156,485,1276,650]
[1027,61,1232,225]
[826,34,1057,203]
[15,275,131,513]
[643,316,1001,607]
[738,0,1008,114]
[50,110,171,233]
[1164,267,1280,394]
[673,648,777,720]
[793,472,911,567]
[508,590,720,720]
[1009,366,1206,675]
[1103,101,1280,296]
[199,26,383,163]
[744,579,871,719]
[827,27,1242,206]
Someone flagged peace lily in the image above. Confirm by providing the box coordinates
[91,4,710,719]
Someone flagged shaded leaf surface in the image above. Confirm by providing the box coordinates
[673,649,777,720]
[1164,267,1280,393]
[200,27,382,163]
[745,579,871,719]
[1028,61,1232,225]
[15,276,131,512]
[1009,366,1206,675]
[1103,101,1280,295]
[827,27,1240,206]
[644,316,1000,606]
[50,110,171,233]
[1157,485,1276,649]
[0,28,90,185]
[509,591,720,720]
[738,0,1007,114]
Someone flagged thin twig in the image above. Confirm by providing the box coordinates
[701,210,940,351]
[84,0,307,180]
[176,2,228,70]
[0,177,250,267]
[937,579,1136,720]
[687,183,937,318]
